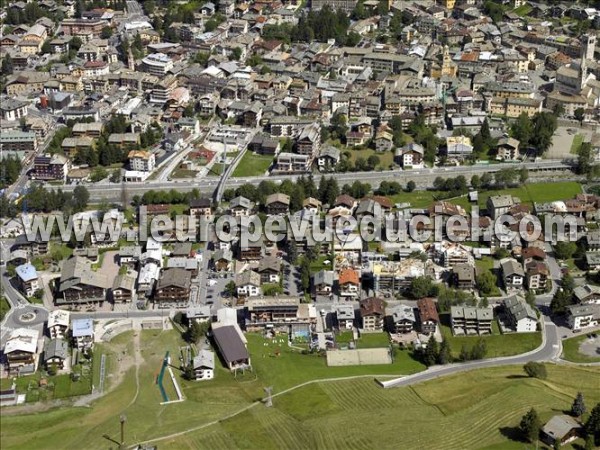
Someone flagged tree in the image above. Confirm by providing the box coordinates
[470,339,487,360]
[367,154,380,170]
[519,167,529,184]
[525,290,536,306]
[408,276,438,299]
[406,180,416,192]
[511,113,533,147]
[520,408,541,443]
[224,280,236,298]
[459,344,470,361]
[231,47,242,61]
[554,241,577,260]
[424,334,439,366]
[1,54,13,75]
[286,239,298,264]
[476,271,496,295]
[471,175,481,190]
[585,403,600,446]
[572,392,587,418]
[438,338,451,365]
[72,185,89,212]
[574,107,585,124]
[523,361,547,380]
[100,26,113,39]
[481,172,493,188]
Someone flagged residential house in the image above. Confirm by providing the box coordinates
[128,150,155,172]
[313,270,334,297]
[71,318,94,349]
[587,230,600,251]
[388,304,416,334]
[501,258,525,290]
[394,142,424,168]
[236,271,262,298]
[3,328,39,373]
[316,145,340,172]
[15,263,40,297]
[238,237,263,261]
[265,193,290,215]
[502,295,537,332]
[189,198,213,221]
[360,297,385,331]
[256,256,281,284]
[112,272,137,303]
[43,338,69,370]
[296,122,321,157]
[573,284,600,304]
[450,306,494,335]
[567,304,600,331]
[453,263,475,290]
[487,195,515,219]
[541,415,582,447]
[229,196,254,217]
[525,261,549,292]
[31,153,70,181]
[339,268,360,299]
[192,350,215,381]
[57,257,110,304]
[154,268,192,306]
[213,249,234,272]
[245,297,303,326]
[11,233,49,256]
[417,298,439,335]
[47,310,70,339]
[335,304,355,330]
[496,137,520,161]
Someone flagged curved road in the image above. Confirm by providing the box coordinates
[381,315,561,388]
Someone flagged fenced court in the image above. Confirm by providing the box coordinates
[326,348,392,366]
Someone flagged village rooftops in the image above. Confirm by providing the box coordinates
[4,328,39,354]
[72,318,93,337]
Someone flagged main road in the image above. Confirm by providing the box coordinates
[381,314,562,388]
[61,160,577,203]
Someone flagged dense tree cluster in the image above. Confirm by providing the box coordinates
[510,112,558,156]
[550,272,576,315]
[138,188,201,206]
[263,6,355,45]
[407,113,440,166]
[0,155,22,189]
[19,184,89,214]
[5,1,61,25]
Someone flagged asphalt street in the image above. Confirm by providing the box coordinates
[381,316,561,388]
[60,160,576,202]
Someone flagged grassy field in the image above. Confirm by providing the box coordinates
[159,364,600,450]
[0,330,424,449]
[232,152,273,177]
[0,296,10,321]
[348,148,394,169]
[476,181,582,211]
[570,133,584,155]
[513,3,532,16]
[440,315,542,359]
[356,332,391,348]
[561,333,600,363]
[171,169,198,179]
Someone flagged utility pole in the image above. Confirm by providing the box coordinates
[120,414,127,448]
[264,386,273,407]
